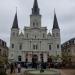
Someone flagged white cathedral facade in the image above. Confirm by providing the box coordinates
[9,0,61,63]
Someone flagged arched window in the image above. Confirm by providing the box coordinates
[33,44,38,50]
[43,33,45,38]
[35,35,36,39]
[33,45,35,49]
[57,44,59,49]
[19,44,22,50]
[12,44,14,48]
[27,33,28,38]
[33,22,35,27]
[18,56,21,61]
[49,45,51,50]
[36,45,38,50]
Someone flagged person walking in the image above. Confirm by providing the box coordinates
[4,64,7,73]
[17,64,21,73]
[10,63,14,74]
[13,63,15,73]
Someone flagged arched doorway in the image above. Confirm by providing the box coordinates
[18,56,22,61]
[32,55,38,62]
[32,54,38,68]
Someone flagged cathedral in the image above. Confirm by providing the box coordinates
[9,0,61,63]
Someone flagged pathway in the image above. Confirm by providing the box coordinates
[6,68,25,75]
[6,68,75,75]
[59,69,75,75]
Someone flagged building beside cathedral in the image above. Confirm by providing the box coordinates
[0,39,8,64]
[9,0,61,63]
[61,38,75,65]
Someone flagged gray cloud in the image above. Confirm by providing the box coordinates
[0,0,75,46]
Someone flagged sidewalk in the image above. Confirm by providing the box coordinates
[6,68,25,75]
[7,68,75,75]
[59,69,75,75]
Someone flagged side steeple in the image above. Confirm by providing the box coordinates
[53,10,59,29]
[32,0,40,15]
[12,11,19,29]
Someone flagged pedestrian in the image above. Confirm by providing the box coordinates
[13,63,15,73]
[17,64,21,73]
[48,63,50,69]
[4,64,7,73]
[10,63,14,74]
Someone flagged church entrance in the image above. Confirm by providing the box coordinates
[32,54,38,62]
[32,54,38,68]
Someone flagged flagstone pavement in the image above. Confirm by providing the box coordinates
[6,68,25,75]
[6,68,75,75]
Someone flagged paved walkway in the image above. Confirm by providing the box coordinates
[6,68,25,75]
[6,68,75,75]
[59,69,75,75]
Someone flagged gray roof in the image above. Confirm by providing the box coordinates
[32,0,40,15]
[12,11,19,29]
[53,12,59,29]
[61,38,75,48]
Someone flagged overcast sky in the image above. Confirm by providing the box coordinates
[0,0,75,46]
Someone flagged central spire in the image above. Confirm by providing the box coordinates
[32,0,40,15]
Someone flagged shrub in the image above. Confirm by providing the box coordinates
[0,72,7,75]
